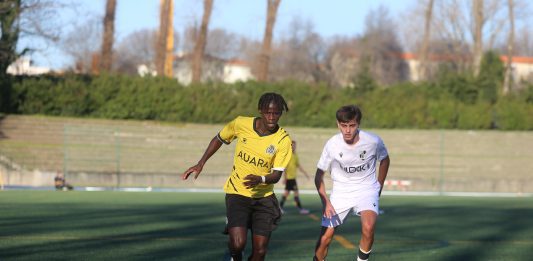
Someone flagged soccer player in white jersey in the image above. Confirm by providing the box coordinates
[313,105,390,261]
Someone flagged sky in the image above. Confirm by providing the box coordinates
[20,0,417,70]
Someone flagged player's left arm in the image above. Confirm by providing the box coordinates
[377,156,390,196]
[297,163,310,179]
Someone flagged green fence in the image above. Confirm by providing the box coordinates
[1,115,532,193]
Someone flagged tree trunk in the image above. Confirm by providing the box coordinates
[418,0,434,81]
[156,0,172,77]
[473,0,484,76]
[0,0,21,76]
[100,0,117,73]
[191,0,213,83]
[503,0,514,95]
[164,0,174,77]
[257,0,281,82]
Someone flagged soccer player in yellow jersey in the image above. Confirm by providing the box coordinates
[279,140,311,214]
[182,92,292,261]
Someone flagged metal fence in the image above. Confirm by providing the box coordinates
[1,115,532,194]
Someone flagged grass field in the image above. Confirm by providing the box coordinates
[1,191,532,260]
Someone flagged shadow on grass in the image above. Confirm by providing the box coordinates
[1,193,533,260]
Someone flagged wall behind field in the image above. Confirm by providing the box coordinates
[1,115,532,194]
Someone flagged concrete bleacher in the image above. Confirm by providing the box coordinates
[1,115,533,193]
[0,115,234,188]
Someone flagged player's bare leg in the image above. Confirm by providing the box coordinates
[358,210,377,260]
[248,234,270,261]
[314,226,335,260]
[228,227,247,261]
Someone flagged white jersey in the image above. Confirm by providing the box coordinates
[317,130,388,195]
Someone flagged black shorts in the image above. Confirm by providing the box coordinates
[225,193,282,236]
[285,179,298,191]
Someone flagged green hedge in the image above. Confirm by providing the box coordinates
[2,73,533,130]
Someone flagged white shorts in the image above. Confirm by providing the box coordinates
[321,189,380,227]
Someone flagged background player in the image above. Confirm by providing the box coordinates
[279,140,310,214]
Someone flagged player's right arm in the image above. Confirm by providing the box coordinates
[315,168,334,218]
[182,135,223,180]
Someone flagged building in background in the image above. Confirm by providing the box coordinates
[223,59,255,83]
[172,53,254,85]
[403,53,533,83]
[6,57,51,75]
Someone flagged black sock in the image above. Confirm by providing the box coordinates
[294,196,302,209]
[280,195,287,208]
[231,251,242,261]
[358,248,371,260]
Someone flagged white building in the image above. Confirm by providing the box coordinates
[223,59,255,83]
[173,54,254,85]
[402,53,533,83]
[6,57,50,75]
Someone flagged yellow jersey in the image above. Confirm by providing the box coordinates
[285,153,299,180]
[218,116,292,198]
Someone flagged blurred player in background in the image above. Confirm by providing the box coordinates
[313,105,390,261]
[279,140,310,214]
[54,170,73,191]
[182,92,292,261]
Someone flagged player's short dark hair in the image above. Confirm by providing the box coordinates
[336,105,362,123]
[258,92,289,112]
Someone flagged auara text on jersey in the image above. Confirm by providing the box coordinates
[237,150,272,168]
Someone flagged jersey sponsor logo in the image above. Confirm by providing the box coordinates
[342,163,371,173]
[339,152,343,158]
[265,145,275,155]
[237,150,272,168]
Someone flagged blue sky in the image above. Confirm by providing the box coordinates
[20,0,417,69]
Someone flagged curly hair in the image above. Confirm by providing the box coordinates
[257,92,289,112]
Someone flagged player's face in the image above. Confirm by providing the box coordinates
[337,119,359,144]
[260,102,283,131]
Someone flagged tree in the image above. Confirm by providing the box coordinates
[472,0,484,76]
[61,17,102,73]
[360,5,408,85]
[270,16,326,83]
[431,0,508,76]
[191,0,213,83]
[205,28,240,60]
[503,0,515,95]
[100,0,117,73]
[257,0,281,82]
[0,0,21,76]
[114,29,161,75]
[1,0,63,75]
[156,0,174,77]
[477,50,504,103]
[418,0,435,81]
